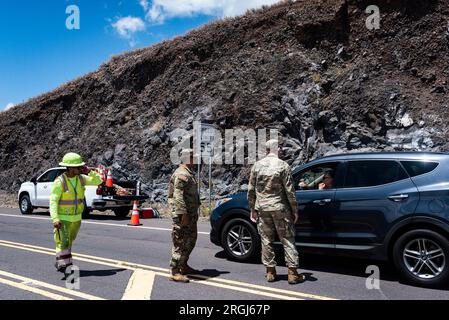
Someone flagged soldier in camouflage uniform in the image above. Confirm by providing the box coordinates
[248,139,305,284]
[167,149,201,283]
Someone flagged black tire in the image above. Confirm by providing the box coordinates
[393,229,449,288]
[19,194,33,215]
[221,218,260,262]
[113,207,131,218]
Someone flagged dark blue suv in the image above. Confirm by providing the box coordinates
[210,152,449,287]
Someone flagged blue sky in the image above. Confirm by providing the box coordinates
[0,0,280,111]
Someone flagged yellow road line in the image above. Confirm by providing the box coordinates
[0,239,337,300]
[122,269,155,300]
[0,276,73,300]
[0,242,300,300]
[0,270,104,300]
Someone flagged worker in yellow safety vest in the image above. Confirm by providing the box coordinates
[50,153,102,272]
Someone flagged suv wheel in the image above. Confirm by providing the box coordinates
[19,194,33,215]
[393,229,449,288]
[221,218,260,262]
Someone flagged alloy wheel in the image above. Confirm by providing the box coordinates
[226,224,253,256]
[403,238,446,279]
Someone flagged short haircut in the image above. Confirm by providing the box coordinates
[180,148,194,164]
[265,139,279,153]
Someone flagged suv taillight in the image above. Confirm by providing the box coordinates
[96,185,103,196]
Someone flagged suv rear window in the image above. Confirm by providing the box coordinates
[401,161,439,177]
[344,160,409,188]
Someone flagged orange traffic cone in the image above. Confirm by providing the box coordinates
[105,167,113,187]
[128,201,142,226]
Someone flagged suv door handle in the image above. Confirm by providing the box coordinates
[313,199,332,205]
[388,194,409,202]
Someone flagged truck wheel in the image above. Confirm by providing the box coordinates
[393,229,449,288]
[113,208,131,218]
[19,194,33,215]
[221,218,260,262]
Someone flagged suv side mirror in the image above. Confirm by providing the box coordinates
[30,177,37,184]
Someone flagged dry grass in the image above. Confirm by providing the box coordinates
[311,72,322,83]
[199,201,217,218]
[0,190,17,208]
[150,118,164,134]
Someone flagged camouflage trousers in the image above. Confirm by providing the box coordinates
[170,214,198,269]
[257,210,299,268]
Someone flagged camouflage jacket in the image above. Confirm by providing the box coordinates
[168,165,201,217]
[247,154,297,213]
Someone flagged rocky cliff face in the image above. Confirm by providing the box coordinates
[1,0,448,202]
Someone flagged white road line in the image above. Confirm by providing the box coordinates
[121,269,155,300]
[0,276,73,300]
[0,213,209,235]
[0,269,105,300]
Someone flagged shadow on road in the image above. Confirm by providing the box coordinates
[213,249,449,291]
[78,268,128,278]
[214,250,261,265]
[79,268,128,278]
[189,269,230,281]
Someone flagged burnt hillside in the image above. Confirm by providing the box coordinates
[1,0,448,201]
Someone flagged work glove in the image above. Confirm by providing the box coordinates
[53,221,62,230]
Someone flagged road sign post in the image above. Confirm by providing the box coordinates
[197,123,218,215]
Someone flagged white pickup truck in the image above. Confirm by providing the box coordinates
[18,167,148,218]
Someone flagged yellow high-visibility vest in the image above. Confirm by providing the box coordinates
[56,173,86,221]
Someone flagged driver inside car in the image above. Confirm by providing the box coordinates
[318,173,334,190]
[299,171,334,190]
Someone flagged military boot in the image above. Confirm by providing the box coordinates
[179,264,199,275]
[266,267,277,282]
[170,268,190,283]
[288,268,305,284]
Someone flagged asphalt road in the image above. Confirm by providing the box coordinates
[0,207,448,300]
